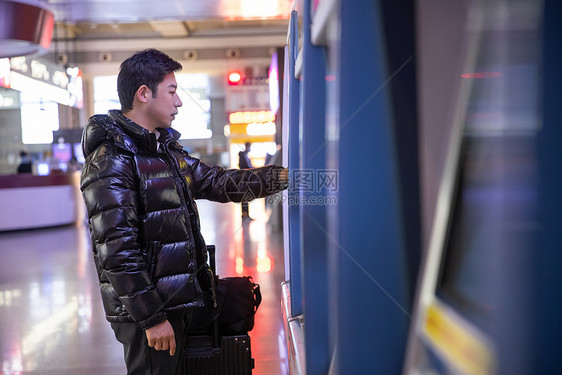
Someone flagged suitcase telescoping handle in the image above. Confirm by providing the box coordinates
[207,245,218,308]
[206,245,220,348]
[208,245,217,276]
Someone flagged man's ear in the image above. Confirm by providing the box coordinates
[136,85,151,103]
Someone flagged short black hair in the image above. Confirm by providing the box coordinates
[117,49,182,112]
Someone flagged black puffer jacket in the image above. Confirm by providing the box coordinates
[80,110,287,330]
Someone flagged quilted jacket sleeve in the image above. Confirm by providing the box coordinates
[185,155,288,202]
[81,147,167,330]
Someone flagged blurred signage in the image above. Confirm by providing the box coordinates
[226,110,276,144]
[225,72,271,112]
[0,56,83,108]
[10,56,69,90]
[424,302,495,375]
[229,110,275,124]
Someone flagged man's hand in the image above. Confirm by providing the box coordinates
[279,168,289,182]
[145,320,176,356]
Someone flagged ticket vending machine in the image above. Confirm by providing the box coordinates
[281,0,418,374]
[404,1,562,374]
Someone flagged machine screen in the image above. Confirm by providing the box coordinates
[435,18,541,329]
[437,130,538,328]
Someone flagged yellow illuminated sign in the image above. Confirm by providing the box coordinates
[229,110,275,124]
[424,302,495,375]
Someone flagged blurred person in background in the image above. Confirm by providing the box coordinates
[67,156,83,172]
[17,151,32,174]
[238,142,254,220]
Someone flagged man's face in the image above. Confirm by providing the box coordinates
[146,72,183,129]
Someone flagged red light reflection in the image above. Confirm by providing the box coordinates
[461,72,503,79]
[236,256,244,275]
[257,254,273,273]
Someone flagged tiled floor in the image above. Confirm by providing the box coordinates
[0,200,288,375]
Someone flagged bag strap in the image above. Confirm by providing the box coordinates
[253,283,262,312]
[242,276,262,312]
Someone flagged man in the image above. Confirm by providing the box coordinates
[80,49,288,374]
[17,151,32,173]
[238,142,253,220]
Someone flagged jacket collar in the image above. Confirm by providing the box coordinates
[108,110,183,153]
[82,110,184,158]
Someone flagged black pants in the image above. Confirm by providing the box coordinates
[111,310,192,375]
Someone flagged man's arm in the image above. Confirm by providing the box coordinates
[185,155,289,202]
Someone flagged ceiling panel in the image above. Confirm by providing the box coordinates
[25,0,291,76]
[46,0,293,23]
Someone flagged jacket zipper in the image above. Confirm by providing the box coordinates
[160,142,194,246]
[160,141,216,307]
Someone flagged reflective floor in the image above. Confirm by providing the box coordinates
[0,200,288,375]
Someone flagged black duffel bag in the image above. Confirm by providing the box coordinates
[191,275,262,335]
[216,276,262,335]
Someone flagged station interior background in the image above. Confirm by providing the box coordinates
[1,1,562,375]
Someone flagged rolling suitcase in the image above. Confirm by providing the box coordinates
[183,245,255,374]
